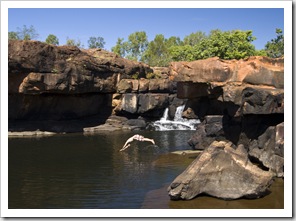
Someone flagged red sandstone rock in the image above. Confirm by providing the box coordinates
[8,40,152,94]
[170,56,284,88]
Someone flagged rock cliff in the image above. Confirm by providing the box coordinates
[169,56,284,182]
[8,40,180,132]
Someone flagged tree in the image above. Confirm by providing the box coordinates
[111,38,127,57]
[170,45,195,61]
[142,34,166,66]
[88,36,105,49]
[45,34,59,45]
[142,35,181,66]
[8,31,19,40]
[126,31,148,61]
[264,28,284,58]
[183,31,206,46]
[111,31,148,61]
[170,29,257,61]
[16,25,39,40]
[254,49,267,57]
[66,37,83,48]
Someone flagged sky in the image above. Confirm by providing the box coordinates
[8,6,284,51]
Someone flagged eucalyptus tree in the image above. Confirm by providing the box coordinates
[111,38,127,57]
[45,34,59,45]
[88,36,105,49]
[66,37,83,48]
[8,31,19,40]
[171,29,257,61]
[9,25,39,40]
[264,28,284,58]
[142,35,182,66]
[16,25,39,40]
[183,31,206,46]
[111,31,148,61]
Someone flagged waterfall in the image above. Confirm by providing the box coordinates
[152,105,200,131]
[160,107,169,122]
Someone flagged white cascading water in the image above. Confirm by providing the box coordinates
[152,105,200,131]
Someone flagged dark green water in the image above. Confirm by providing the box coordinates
[8,130,283,209]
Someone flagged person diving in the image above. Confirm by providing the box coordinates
[119,134,155,152]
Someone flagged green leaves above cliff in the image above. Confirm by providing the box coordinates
[45,34,59,45]
[142,35,182,67]
[170,30,258,61]
[9,25,284,66]
[111,29,280,66]
[264,28,284,58]
[88,36,106,49]
[111,31,148,61]
[8,25,39,40]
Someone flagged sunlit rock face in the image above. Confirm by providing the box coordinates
[170,56,284,88]
[168,141,274,200]
[170,56,284,178]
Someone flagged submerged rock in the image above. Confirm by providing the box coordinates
[168,141,274,200]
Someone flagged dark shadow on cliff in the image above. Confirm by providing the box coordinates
[8,93,113,133]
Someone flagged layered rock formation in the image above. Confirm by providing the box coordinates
[8,40,181,133]
[169,56,284,185]
[169,56,284,200]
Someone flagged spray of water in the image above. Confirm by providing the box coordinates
[152,105,200,131]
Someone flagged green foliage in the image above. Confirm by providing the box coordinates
[131,72,139,79]
[111,31,148,61]
[210,29,256,59]
[170,45,196,61]
[17,25,39,40]
[264,28,284,58]
[146,71,162,79]
[142,35,182,67]
[183,31,206,46]
[142,34,167,66]
[111,38,126,57]
[254,49,268,57]
[127,31,148,61]
[8,31,19,40]
[45,34,59,45]
[88,36,105,49]
[66,37,83,48]
[170,29,257,61]
[9,25,39,40]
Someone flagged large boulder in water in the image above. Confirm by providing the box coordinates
[168,141,274,200]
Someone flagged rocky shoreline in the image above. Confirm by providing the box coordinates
[8,40,284,201]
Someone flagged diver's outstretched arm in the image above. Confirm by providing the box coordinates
[119,136,136,151]
[119,143,131,152]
